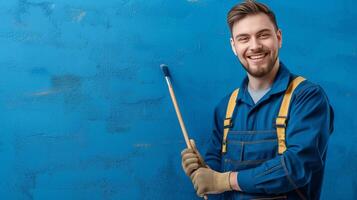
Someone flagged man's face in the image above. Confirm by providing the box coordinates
[230,13,282,78]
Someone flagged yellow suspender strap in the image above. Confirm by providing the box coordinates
[222,88,239,154]
[276,76,306,154]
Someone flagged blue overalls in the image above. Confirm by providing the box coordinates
[205,63,334,200]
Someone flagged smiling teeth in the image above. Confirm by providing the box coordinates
[249,54,265,59]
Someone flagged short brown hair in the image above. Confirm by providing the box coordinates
[227,0,278,34]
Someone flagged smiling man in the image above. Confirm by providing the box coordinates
[181,0,334,199]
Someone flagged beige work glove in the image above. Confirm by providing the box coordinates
[181,139,207,177]
[191,168,232,197]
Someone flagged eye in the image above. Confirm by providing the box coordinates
[237,37,249,43]
[259,33,270,39]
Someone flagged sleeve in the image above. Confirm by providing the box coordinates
[204,96,229,200]
[204,95,230,172]
[236,85,334,194]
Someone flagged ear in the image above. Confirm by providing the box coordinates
[276,29,282,48]
[230,38,237,56]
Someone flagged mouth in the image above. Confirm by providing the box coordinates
[247,53,268,61]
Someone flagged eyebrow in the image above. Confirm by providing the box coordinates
[256,29,272,35]
[234,28,273,40]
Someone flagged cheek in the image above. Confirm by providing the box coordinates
[237,52,247,63]
[237,53,245,60]
[239,53,249,63]
[235,47,246,57]
[266,40,280,51]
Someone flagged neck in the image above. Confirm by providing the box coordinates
[247,59,280,91]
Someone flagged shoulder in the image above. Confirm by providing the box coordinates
[289,78,334,133]
[292,79,330,103]
[290,78,333,115]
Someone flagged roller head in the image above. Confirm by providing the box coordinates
[160,64,171,77]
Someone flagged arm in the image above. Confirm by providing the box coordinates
[205,96,230,172]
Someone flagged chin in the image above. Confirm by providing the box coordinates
[246,64,273,78]
[248,70,269,78]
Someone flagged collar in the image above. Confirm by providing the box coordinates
[236,62,293,106]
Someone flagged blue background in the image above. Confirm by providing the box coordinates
[0,0,356,199]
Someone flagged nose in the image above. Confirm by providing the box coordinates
[249,38,263,52]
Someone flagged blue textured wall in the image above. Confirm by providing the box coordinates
[0,0,356,199]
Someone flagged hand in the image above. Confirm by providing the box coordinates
[191,168,232,197]
[181,139,207,177]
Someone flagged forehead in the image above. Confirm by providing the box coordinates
[231,13,276,36]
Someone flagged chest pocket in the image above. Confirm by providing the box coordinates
[223,130,278,171]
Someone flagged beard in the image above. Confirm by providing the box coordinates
[239,50,279,78]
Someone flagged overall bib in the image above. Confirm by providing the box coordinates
[220,77,306,200]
